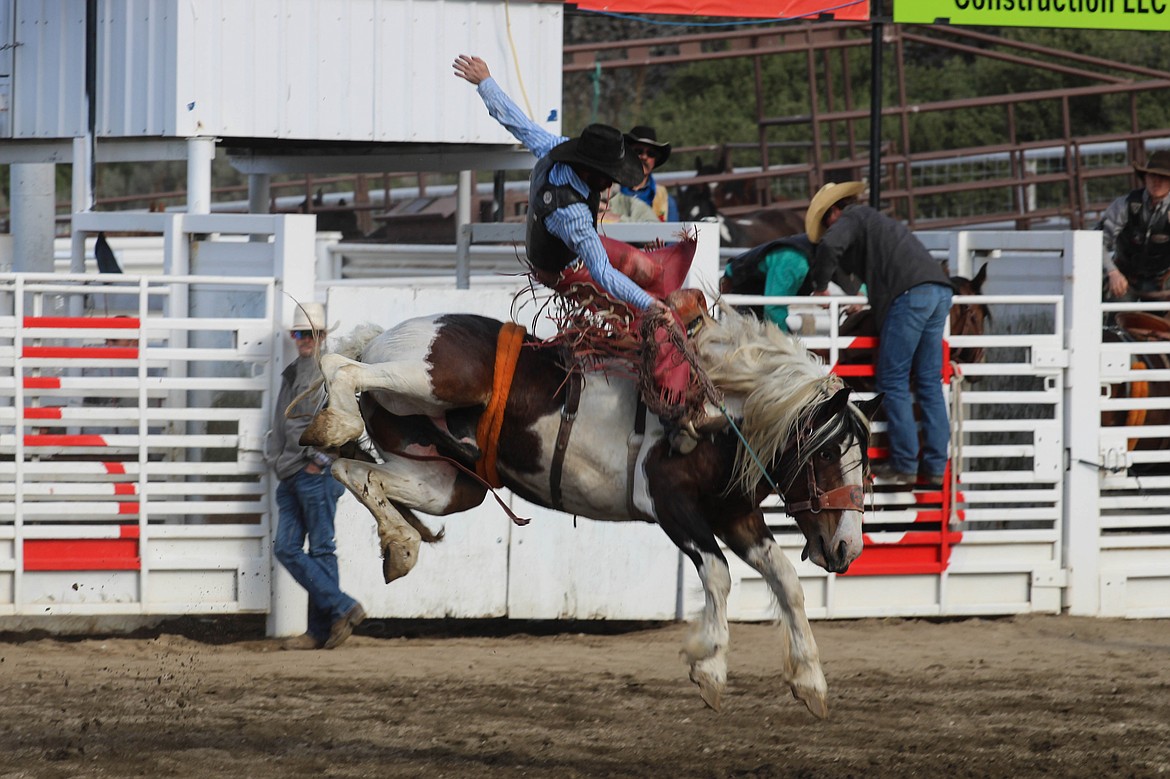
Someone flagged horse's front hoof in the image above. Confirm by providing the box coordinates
[688,658,727,713]
[789,675,830,719]
[797,690,829,719]
[698,680,723,712]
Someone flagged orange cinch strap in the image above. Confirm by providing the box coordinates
[475,322,526,488]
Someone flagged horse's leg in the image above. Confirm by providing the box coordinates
[303,353,437,448]
[720,508,828,719]
[332,455,486,583]
[648,507,732,710]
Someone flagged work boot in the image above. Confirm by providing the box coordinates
[324,603,366,650]
[281,632,323,651]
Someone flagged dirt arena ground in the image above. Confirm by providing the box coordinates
[0,614,1167,778]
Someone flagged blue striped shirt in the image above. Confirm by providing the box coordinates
[476,78,654,310]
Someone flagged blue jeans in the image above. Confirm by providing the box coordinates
[274,467,355,642]
[875,283,954,477]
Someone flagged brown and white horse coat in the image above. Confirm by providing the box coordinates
[301,307,879,716]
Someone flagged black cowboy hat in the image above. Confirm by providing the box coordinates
[624,125,672,167]
[549,124,644,189]
[1134,149,1170,178]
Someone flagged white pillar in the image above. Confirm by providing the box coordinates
[10,163,57,273]
[70,137,95,277]
[456,170,473,289]
[1062,229,1103,615]
[186,137,216,215]
[248,173,271,214]
[267,215,321,639]
[248,173,272,243]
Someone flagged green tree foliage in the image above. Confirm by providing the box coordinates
[564,20,1170,167]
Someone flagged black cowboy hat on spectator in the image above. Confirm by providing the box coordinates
[624,125,672,167]
[1134,150,1170,178]
[550,124,644,189]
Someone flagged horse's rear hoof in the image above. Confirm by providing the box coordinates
[300,408,365,449]
[382,539,420,583]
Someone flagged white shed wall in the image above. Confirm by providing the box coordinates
[7,2,87,138]
[6,0,562,143]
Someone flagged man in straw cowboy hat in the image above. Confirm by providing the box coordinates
[453,55,724,446]
[1100,148,1170,301]
[269,302,365,650]
[608,125,679,223]
[806,181,956,487]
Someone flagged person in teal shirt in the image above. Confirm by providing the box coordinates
[722,234,816,332]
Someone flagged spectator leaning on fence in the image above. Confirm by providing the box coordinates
[1100,149,1170,301]
[806,181,955,488]
[268,302,365,651]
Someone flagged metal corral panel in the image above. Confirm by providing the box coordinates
[8,0,562,143]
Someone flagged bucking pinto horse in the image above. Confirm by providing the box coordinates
[299,305,881,717]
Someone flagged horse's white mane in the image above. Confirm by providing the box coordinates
[695,303,847,495]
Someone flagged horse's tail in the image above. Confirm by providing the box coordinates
[333,323,385,361]
[395,501,445,544]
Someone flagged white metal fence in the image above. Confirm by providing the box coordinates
[0,273,278,615]
[3,222,1168,623]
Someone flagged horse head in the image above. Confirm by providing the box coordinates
[763,387,881,574]
[949,262,990,368]
[677,156,721,222]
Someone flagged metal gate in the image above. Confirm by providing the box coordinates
[708,231,1075,618]
[0,273,279,615]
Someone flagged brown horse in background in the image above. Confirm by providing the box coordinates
[1102,311,1170,474]
[829,264,990,392]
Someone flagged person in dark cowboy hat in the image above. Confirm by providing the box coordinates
[454,54,654,312]
[1100,148,1170,301]
[454,54,725,445]
[608,126,679,223]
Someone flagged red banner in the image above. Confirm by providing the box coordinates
[572,0,869,21]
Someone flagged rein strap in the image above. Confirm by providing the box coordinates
[476,322,526,488]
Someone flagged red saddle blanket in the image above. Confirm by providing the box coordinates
[538,233,698,310]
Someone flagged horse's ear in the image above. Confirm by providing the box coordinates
[972,262,988,293]
[695,155,704,172]
[941,259,951,276]
[853,393,884,421]
[818,387,852,421]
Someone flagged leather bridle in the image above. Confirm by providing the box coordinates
[778,419,866,517]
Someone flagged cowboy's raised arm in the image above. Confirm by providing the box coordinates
[454,54,564,159]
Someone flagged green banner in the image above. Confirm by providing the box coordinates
[895,0,1170,31]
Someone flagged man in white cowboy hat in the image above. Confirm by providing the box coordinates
[1100,148,1170,301]
[453,55,725,444]
[806,181,956,487]
[607,126,679,223]
[269,302,365,650]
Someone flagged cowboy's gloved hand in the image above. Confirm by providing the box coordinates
[453,55,491,86]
